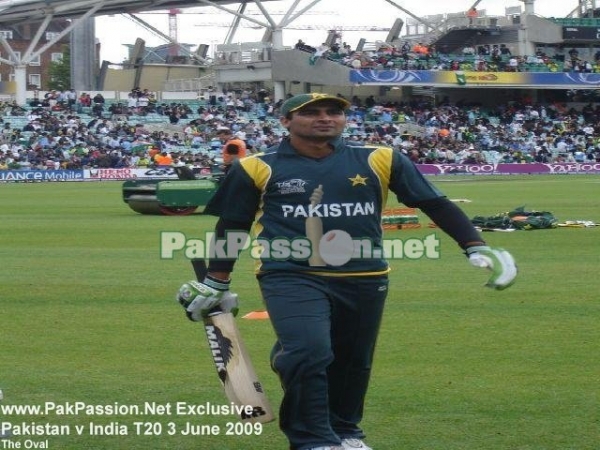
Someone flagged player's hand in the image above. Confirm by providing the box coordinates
[466,245,517,290]
[219,292,239,317]
[176,276,230,321]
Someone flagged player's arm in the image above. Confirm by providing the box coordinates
[389,152,517,290]
[205,161,258,277]
[207,216,254,279]
[205,161,259,277]
[204,159,261,221]
[177,161,260,320]
[415,197,485,249]
[416,197,517,290]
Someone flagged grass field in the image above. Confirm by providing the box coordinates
[1,175,599,450]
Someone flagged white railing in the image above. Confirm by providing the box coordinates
[214,41,272,65]
[163,75,216,92]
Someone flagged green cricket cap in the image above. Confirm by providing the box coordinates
[280,93,351,116]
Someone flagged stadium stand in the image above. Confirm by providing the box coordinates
[1,85,600,173]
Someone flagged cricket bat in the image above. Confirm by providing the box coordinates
[306,184,326,266]
[191,259,275,423]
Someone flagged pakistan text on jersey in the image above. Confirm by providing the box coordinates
[282,202,375,218]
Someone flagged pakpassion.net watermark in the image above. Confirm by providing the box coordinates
[160,231,441,266]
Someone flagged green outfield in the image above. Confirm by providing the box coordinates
[1,175,599,450]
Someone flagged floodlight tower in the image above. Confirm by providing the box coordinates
[519,0,535,15]
[576,0,598,16]
[516,0,537,59]
[168,8,181,56]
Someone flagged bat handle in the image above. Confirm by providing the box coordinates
[205,306,225,317]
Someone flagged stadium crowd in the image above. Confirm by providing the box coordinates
[1,86,600,172]
[297,36,600,74]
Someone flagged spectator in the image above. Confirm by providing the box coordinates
[462,45,476,56]
[137,93,149,115]
[412,42,429,55]
[127,93,138,112]
[467,7,478,25]
[78,92,92,110]
[216,127,247,173]
[294,39,315,53]
[154,151,173,166]
[478,45,490,56]
[568,48,579,60]
[309,43,330,65]
[500,44,512,56]
[92,93,105,106]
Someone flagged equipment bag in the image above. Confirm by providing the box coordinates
[472,206,558,230]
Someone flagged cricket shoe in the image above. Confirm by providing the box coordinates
[341,438,373,450]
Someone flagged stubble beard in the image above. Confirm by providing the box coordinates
[295,127,341,142]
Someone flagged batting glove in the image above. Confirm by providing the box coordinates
[218,292,239,317]
[177,276,232,321]
[465,245,517,290]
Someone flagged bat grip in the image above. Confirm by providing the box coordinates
[205,306,225,317]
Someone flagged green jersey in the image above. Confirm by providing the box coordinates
[204,137,444,275]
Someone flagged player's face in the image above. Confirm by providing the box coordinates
[281,101,346,141]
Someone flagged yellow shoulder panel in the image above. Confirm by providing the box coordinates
[367,146,393,205]
[239,155,272,191]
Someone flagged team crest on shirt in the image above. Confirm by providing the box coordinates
[348,174,368,186]
[276,179,308,194]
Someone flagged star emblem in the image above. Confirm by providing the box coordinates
[348,174,368,186]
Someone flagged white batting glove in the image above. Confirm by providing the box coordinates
[466,246,517,290]
[177,276,230,321]
[216,291,239,317]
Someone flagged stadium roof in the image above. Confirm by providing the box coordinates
[0,0,278,25]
